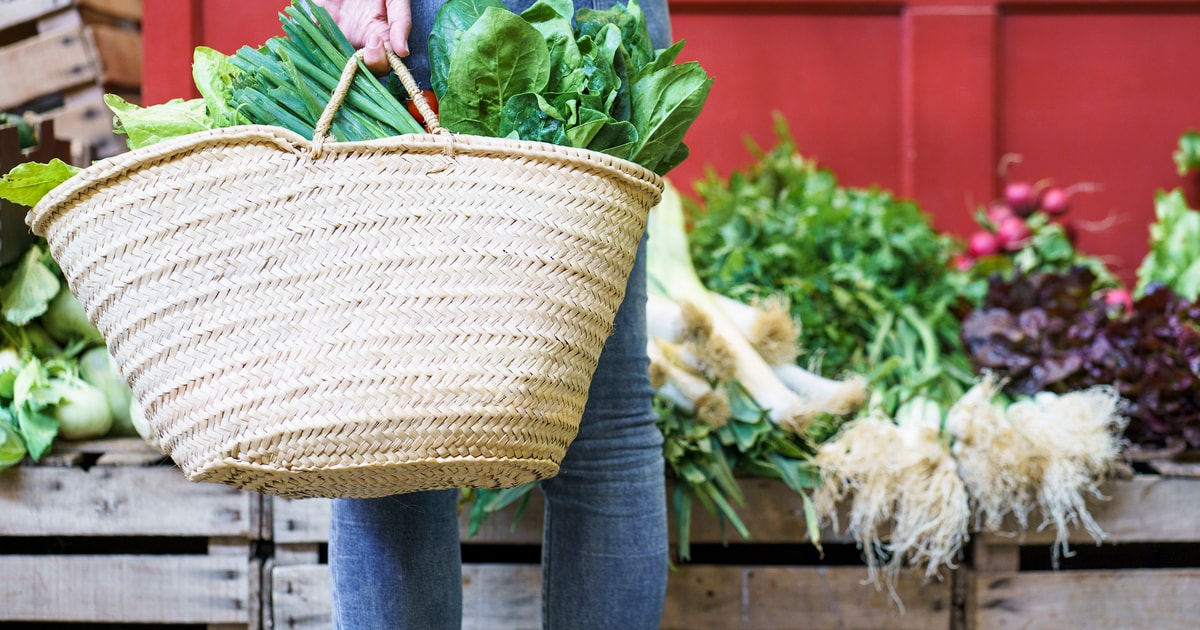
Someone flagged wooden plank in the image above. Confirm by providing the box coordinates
[89,21,140,86]
[0,25,102,110]
[271,563,542,630]
[41,87,126,159]
[970,569,1200,630]
[273,478,852,546]
[270,563,948,630]
[78,0,142,21]
[0,465,257,537]
[0,0,75,31]
[663,565,951,630]
[984,476,1200,546]
[0,554,250,623]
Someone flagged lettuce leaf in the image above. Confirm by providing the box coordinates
[1135,189,1200,301]
[0,159,80,208]
[105,94,214,150]
[0,245,61,326]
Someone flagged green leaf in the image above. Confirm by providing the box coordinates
[520,0,582,95]
[575,0,654,70]
[0,245,61,325]
[1174,130,1200,176]
[801,492,823,554]
[429,0,507,98]
[585,119,637,159]
[0,159,80,208]
[1135,189,1200,300]
[439,7,551,137]
[192,46,244,127]
[629,58,712,175]
[564,106,609,149]
[16,405,56,461]
[0,411,26,469]
[498,93,569,145]
[105,94,214,150]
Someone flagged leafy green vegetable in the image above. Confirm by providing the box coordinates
[0,414,25,467]
[0,159,80,208]
[193,46,246,128]
[0,246,61,326]
[430,0,505,97]
[687,117,974,420]
[1135,189,1200,301]
[1174,130,1200,176]
[440,7,551,138]
[430,0,710,175]
[106,95,214,150]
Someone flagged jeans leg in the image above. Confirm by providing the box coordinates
[540,236,669,630]
[328,490,462,630]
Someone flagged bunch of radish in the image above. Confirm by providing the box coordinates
[957,157,1101,272]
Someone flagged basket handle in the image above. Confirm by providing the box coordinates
[312,49,446,154]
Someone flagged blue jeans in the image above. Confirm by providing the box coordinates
[330,4,672,627]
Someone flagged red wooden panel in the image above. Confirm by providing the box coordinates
[903,6,997,238]
[998,5,1200,284]
[669,7,903,196]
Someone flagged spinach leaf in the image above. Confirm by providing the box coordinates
[439,7,551,137]
[520,1,582,95]
[429,0,505,97]
[499,93,569,146]
[586,119,638,159]
[629,56,712,174]
[565,106,610,148]
[575,0,654,70]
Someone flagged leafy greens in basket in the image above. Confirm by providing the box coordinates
[430,0,711,175]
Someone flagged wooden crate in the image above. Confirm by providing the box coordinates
[966,474,1200,630]
[1,0,127,160]
[266,479,953,630]
[0,438,266,628]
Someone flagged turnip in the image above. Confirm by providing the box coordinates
[49,376,113,441]
[78,347,136,437]
[41,288,102,346]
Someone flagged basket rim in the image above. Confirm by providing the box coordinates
[27,124,665,234]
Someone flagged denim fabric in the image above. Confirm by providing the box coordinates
[329,2,672,628]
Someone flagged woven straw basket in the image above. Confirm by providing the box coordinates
[27,52,663,499]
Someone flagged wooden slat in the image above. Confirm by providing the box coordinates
[0,554,250,623]
[271,563,541,630]
[269,563,949,630]
[273,478,853,546]
[78,0,142,21]
[663,565,951,630]
[41,87,126,159]
[0,0,75,31]
[89,21,140,86]
[970,569,1200,630]
[0,25,101,109]
[983,476,1200,546]
[0,465,257,537]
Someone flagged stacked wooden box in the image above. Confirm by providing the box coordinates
[0,438,266,628]
[0,0,141,163]
[266,480,952,630]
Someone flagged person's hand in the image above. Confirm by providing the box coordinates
[314,0,411,72]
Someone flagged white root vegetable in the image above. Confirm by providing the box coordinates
[647,338,732,428]
[647,183,819,434]
[946,375,1127,566]
[813,399,970,604]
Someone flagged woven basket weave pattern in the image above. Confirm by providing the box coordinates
[30,127,662,498]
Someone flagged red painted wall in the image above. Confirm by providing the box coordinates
[143,0,1200,285]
